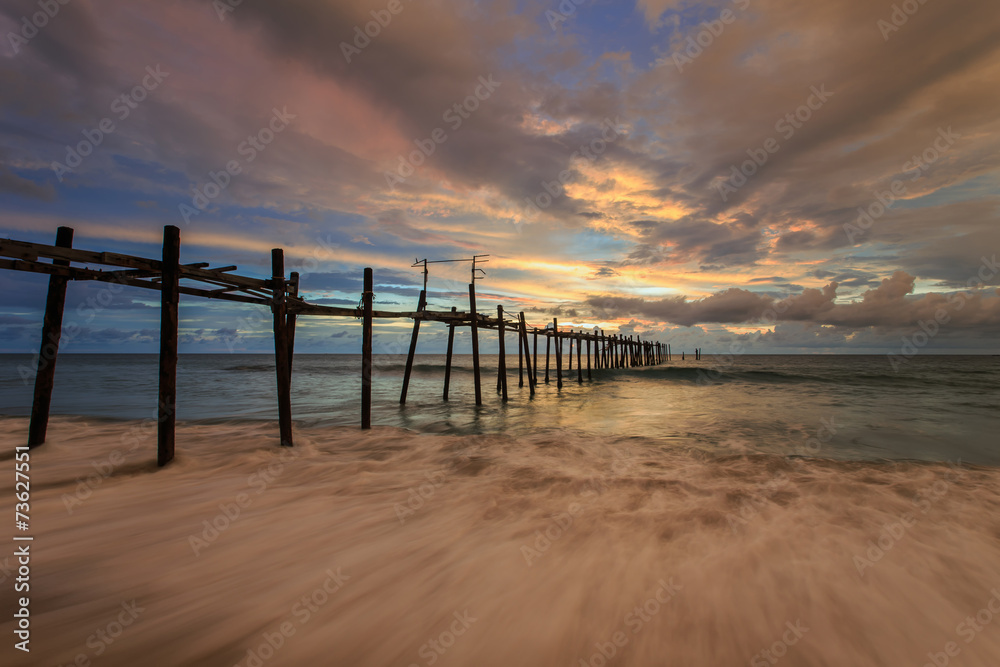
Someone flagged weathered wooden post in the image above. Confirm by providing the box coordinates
[576,333,583,383]
[554,318,562,389]
[156,226,181,465]
[400,289,427,404]
[518,322,524,388]
[533,330,539,385]
[519,313,535,397]
[271,249,293,448]
[27,226,73,449]
[568,331,573,372]
[286,271,299,376]
[586,336,592,380]
[544,329,551,384]
[497,305,508,401]
[361,268,374,429]
[469,283,482,405]
[443,307,456,401]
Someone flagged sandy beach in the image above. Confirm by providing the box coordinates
[4,415,1000,666]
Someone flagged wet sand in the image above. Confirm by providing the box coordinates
[3,416,1000,666]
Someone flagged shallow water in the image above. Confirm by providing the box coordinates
[1,354,998,464]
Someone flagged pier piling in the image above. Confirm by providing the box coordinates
[157,226,181,465]
[27,226,73,449]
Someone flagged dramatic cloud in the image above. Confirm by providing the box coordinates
[1,0,998,352]
[589,270,1000,331]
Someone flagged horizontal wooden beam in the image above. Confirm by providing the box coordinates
[0,258,269,305]
[0,239,272,292]
[0,239,162,271]
[178,264,270,291]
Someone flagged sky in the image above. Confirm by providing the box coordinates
[1,0,999,355]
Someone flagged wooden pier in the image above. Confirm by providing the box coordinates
[1,226,669,466]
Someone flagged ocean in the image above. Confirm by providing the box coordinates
[1,353,998,464]
[3,353,1000,666]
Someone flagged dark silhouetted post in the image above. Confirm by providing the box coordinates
[586,337,592,379]
[286,272,299,376]
[469,283,482,405]
[158,226,181,465]
[272,249,293,448]
[554,318,562,389]
[545,330,551,383]
[517,321,524,388]
[533,330,539,385]
[519,313,535,397]
[361,268,373,429]
[497,305,508,401]
[400,289,427,404]
[28,226,73,449]
[568,331,573,372]
[443,307,456,401]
